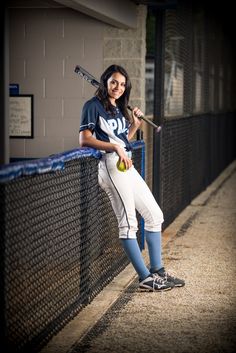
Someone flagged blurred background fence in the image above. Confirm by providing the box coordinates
[157,112,236,228]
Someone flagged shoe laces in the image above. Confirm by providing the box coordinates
[163,270,178,281]
[154,270,176,281]
[152,273,167,286]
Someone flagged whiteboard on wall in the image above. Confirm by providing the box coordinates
[9,95,34,138]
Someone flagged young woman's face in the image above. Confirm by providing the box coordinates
[107,72,126,104]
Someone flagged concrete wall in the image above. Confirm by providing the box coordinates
[103,5,147,113]
[9,0,147,159]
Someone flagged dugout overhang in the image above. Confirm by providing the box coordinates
[55,0,137,29]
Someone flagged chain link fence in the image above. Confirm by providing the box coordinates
[152,1,236,226]
[0,142,145,353]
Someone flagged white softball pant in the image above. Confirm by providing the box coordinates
[98,152,164,239]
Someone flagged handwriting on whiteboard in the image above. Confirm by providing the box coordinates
[10,96,32,137]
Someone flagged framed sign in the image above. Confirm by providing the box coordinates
[10,94,34,138]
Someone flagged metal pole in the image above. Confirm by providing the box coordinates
[152,9,165,207]
[0,5,9,164]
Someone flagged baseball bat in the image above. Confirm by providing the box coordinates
[74,65,162,132]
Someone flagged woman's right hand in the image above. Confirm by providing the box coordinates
[114,145,132,170]
[79,130,132,169]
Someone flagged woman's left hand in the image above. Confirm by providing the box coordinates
[132,107,144,128]
[127,106,144,141]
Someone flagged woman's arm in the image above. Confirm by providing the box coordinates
[79,129,133,169]
[80,129,116,152]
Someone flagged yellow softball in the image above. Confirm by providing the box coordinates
[116,160,127,172]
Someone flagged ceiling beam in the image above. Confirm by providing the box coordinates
[55,0,138,29]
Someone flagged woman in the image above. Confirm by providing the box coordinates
[79,64,184,291]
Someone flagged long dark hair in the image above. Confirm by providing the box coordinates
[95,65,132,122]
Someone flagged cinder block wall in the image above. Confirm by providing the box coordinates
[103,5,147,113]
[9,3,103,158]
[9,2,148,164]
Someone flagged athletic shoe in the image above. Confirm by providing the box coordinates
[139,274,174,292]
[152,267,185,287]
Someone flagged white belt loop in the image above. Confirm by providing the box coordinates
[127,151,132,159]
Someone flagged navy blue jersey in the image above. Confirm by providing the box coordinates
[80,97,132,151]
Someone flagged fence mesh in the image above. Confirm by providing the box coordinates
[159,113,236,228]
[164,1,236,118]
[1,144,144,353]
[152,0,236,227]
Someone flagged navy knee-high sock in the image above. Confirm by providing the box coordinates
[121,239,150,281]
[145,230,163,272]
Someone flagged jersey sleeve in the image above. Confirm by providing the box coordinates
[79,99,98,132]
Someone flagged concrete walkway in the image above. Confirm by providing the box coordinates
[41,161,236,353]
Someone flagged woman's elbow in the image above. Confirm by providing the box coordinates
[79,130,92,148]
[79,135,91,148]
[79,132,86,147]
[79,138,86,148]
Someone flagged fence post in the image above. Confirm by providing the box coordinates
[153,9,165,208]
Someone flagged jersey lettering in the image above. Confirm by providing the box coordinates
[108,117,127,135]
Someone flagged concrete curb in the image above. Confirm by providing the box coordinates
[40,160,236,353]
